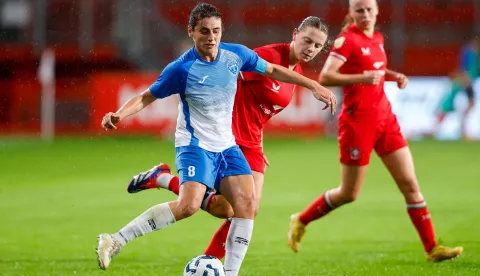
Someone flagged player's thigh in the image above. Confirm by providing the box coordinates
[375,115,408,158]
[219,174,255,214]
[380,146,420,194]
[252,171,264,208]
[338,119,376,166]
[217,145,255,211]
[175,145,217,191]
[206,171,263,218]
[178,181,208,210]
[238,145,266,207]
[375,116,417,190]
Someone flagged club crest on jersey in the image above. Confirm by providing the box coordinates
[361,47,371,56]
[227,60,239,75]
[334,37,346,49]
[350,148,360,160]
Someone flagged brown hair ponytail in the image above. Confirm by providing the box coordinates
[341,14,353,32]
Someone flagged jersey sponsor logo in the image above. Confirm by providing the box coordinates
[271,82,281,93]
[361,47,371,56]
[350,148,360,160]
[259,104,273,116]
[334,37,346,49]
[198,75,209,84]
[227,60,239,75]
[373,62,385,69]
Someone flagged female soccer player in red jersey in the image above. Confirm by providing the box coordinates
[288,0,463,262]
[127,16,333,260]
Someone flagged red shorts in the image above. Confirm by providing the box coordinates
[338,115,408,166]
[238,145,267,174]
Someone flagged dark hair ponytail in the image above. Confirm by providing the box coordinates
[341,14,353,32]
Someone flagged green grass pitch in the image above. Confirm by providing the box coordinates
[1,138,479,275]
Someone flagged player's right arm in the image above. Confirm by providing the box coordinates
[102,91,156,130]
[319,35,381,86]
[319,55,382,86]
[102,60,186,130]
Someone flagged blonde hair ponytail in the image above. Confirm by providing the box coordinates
[341,14,353,32]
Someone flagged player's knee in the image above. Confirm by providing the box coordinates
[243,194,256,213]
[234,192,256,217]
[397,176,419,192]
[178,202,201,219]
[337,190,359,205]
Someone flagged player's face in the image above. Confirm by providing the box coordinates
[349,0,378,31]
[188,17,222,59]
[292,27,328,63]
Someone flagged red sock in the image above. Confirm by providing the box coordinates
[203,219,231,260]
[407,201,436,253]
[298,192,335,226]
[168,176,180,195]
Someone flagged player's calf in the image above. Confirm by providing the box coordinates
[202,192,235,219]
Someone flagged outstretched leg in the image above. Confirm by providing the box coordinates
[96,181,205,269]
[381,147,463,261]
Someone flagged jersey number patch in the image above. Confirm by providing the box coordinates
[188,166,196,177]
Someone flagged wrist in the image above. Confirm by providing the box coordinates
[307,80,318,91]
[115,112,124,121]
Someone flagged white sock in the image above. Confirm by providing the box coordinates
[224,218,254,276]
[157,173,175,189]
[112,202,175,246]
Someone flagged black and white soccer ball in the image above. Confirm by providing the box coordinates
[184,255,225,276]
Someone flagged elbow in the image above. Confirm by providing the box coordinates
[318,73,332,86]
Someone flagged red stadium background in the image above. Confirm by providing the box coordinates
[0,0,479,139]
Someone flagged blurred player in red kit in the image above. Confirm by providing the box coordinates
[127,16,335,260]
[287,0,463,262]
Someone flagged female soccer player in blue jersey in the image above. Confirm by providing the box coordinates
[95,3,336,275]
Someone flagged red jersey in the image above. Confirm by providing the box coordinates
[232,43,302,149]
[330,24,391,121]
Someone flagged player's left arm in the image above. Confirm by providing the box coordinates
[385,69,408,89]
[265,63,337,113]
[236,43,336,113]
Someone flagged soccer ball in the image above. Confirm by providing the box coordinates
[184,255,225,276]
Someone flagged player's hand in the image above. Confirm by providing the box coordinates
[396,74,408,89]
[263,154,271,167]
[102,112,121,130]
[363,70,383,85]
[311,82,337,115]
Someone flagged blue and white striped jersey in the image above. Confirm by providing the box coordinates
[149,42,268,152]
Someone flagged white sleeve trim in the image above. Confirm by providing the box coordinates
[330,52,347,62]
[239,71,245,81]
